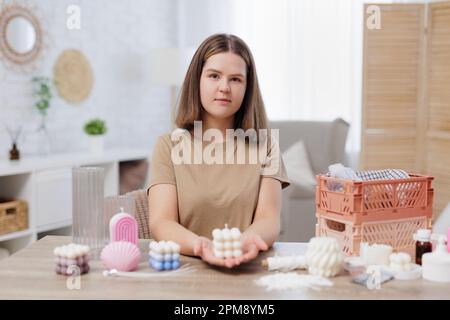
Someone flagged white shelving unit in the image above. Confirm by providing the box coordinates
[0,148,150,254]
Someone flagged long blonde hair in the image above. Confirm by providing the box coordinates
[175,34,269,135]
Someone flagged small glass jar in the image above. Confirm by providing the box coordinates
[414,229,432,265]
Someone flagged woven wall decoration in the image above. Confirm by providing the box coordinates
[53,49,93,103]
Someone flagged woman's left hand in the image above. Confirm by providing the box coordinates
[238,232,269,264]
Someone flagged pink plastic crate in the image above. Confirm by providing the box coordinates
[315,174,433,224]
[316,213,431,256]
[315,173,434,256]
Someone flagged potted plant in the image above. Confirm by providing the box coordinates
[32,77,52,117]
[84,118,107,154]
[32,76,53,155]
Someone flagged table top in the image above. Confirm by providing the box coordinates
[0,236,448,300]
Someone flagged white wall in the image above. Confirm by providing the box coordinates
[0,0,178,159]
[177,0,234,48]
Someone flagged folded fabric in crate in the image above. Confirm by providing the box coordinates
[326,164,409,192]
[355,169,409,181]
[355,168,410,208]
[328,163,361,181]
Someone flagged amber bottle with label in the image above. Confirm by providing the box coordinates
[414,229,432,265]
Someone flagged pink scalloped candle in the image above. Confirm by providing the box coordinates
[100,241,141,271]
[109,209,138,245]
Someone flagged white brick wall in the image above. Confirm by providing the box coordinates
[0,0,178,158]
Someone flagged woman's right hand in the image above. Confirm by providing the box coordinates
[193,236,242,268]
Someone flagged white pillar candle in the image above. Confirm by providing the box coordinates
[360,242,393,266]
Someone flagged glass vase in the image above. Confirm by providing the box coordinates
[35,115,51,156]
[72,167,105,259]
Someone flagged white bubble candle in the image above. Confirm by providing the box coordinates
[149,240,180,271]
[212,224,242,258]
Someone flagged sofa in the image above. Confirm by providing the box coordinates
[270,119,350,242]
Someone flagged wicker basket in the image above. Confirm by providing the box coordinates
[0,199,28,236]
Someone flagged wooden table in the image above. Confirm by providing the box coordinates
[0,236,448,299]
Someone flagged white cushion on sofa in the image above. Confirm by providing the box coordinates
[282,140,317,199]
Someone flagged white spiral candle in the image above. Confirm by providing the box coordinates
[305,237,343,277]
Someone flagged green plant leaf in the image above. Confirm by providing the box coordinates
[32,76,53,115]
[84,119,107,135]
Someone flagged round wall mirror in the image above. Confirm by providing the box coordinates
[6,16,36,54]
[0,4,43,68]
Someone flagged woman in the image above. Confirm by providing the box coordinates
[148,33,290,268]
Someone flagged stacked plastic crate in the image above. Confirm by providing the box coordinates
[315,174,434,256]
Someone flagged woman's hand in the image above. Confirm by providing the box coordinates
[239,232,269,264]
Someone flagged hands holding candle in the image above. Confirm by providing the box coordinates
[193,225,268,268]
[212,224,242,259]
[239,231,269,262]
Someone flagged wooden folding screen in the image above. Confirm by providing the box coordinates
[425,2,450,218]
[361,2,450,218]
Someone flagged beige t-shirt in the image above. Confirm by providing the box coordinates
[147,130,290,239]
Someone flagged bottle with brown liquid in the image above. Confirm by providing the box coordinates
[9,143,20,160]
[414,229,432,265]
